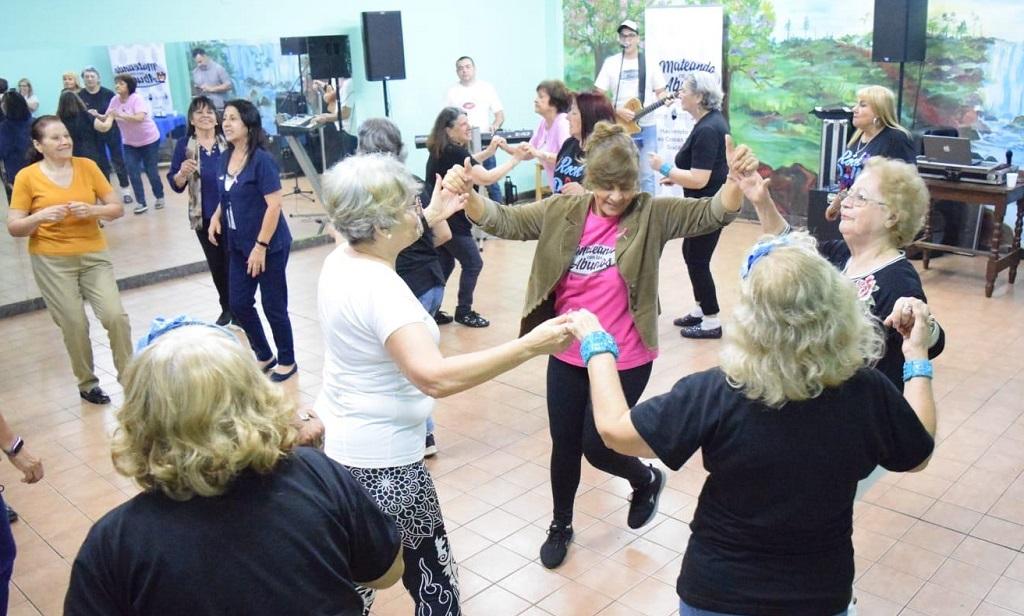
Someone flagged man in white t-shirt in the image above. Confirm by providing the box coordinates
[444,56,505,202]
[594,19,668,195]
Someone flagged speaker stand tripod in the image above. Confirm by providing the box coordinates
[284,172,316,203]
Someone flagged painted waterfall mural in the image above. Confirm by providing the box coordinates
[563,0,1024,223]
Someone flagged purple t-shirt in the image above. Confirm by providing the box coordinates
[553,208,657,369]
[530,113,571,189]
[105,93,160,147]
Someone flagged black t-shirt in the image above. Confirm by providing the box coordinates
[78,87,115,114]
[425,144,478,235]
[674,110,729,199]
[552,137,585,194]
[62,112,103,168]
[835,126,916,190]
[819,240,945,390]
[396,181,445,297]
[65,447,401,616]
[632,368,934,616]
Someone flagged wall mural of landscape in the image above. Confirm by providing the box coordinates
[563,0,1024,222]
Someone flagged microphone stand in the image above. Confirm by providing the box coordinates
[613,44,627,109]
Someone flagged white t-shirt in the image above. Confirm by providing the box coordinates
[445,80,504,129]
[322,78,354,132]
[594,54,667,127]
[315,247,439,468]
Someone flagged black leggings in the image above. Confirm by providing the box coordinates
[546,356,653,526]
[682,228,722,316]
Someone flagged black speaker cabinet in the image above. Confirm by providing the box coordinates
[807,189,843,243]
[279,37,307,56]
[308,35,352,79]
[361,11,406,81]
[872,0,928,62]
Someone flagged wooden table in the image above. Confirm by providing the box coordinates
[915,178,1024,297]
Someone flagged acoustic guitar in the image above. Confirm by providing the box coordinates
[616,93,678,135]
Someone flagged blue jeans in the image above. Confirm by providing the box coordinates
[634,124,657,195]
[438,234,483,312]
[679,599,847,616]
[481,155,503,202]
[123,139,164,206]
[0,493,14,614]
[416,285,444,435]
[228,246,295,366]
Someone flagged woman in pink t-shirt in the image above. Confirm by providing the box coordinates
[97,74,164,215]
[446,122,760,571]
[524,80,571,190]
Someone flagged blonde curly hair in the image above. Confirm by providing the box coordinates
[721,232,884,408]
[860,157,929,248]
[112,326,298,500]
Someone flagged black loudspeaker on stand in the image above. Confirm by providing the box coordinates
[361,11,406,117]
[308,35,352,79]
[872,0,927,121]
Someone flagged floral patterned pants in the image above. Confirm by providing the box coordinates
[347,461,460,615]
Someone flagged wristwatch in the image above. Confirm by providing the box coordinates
[3,436,24,458]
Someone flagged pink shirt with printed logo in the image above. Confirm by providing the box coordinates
[554,208,657,369]
[105,93,160,147]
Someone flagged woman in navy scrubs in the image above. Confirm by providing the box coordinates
[209,99,297,382]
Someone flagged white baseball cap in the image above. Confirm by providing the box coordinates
[618,19,640,34]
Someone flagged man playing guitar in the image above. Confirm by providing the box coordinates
[594,19,669,194]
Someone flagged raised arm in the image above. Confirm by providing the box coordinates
[883,299,937,471]
[441,159,547,240]
[735,171,789,236]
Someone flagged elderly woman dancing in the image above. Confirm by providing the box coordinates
[568,231,937,615]
[64,324,403,615]
[743,156,944,390]
[315,154,572,615]
[443,121,761,569]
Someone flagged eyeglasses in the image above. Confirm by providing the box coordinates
[619,32,638,39]
[836,190,887,208]
[407,195,423,213]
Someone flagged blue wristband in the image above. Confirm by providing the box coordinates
[659,162,672,177]
[580,331,619,365]
[902,359,933,382]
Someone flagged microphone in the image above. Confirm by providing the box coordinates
[620,42,629,50]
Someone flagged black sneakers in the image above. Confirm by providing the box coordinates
[540,522,573,569]
[79,387,111,405]
[627,466,665,529]
[424,434,438,458]
[434,310,454,325]
[454,310,490,328]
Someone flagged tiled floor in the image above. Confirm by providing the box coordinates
[2,218,1024,616]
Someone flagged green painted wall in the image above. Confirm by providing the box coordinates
[1,0,565,192]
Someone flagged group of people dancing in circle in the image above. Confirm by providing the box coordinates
[5,54,944,616]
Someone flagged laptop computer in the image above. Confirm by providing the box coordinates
[922,135,973,165]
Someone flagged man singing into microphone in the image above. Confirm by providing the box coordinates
[594,19,667,195]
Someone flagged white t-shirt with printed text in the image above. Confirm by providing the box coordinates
[445,80,504,129]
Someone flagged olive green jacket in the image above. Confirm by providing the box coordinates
[473,190,737,351]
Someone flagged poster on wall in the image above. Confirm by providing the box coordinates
[108,43,174,116]
[644,6,723,196]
